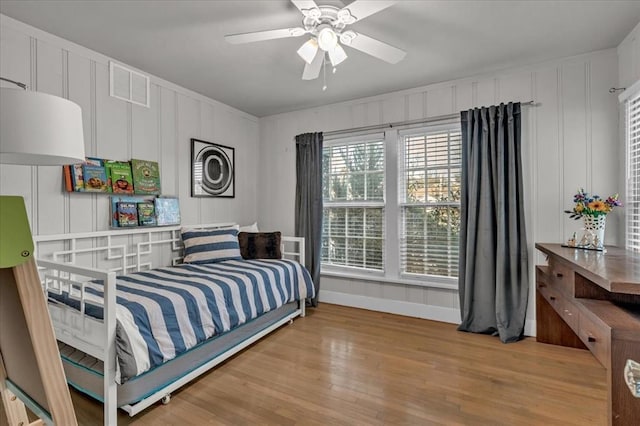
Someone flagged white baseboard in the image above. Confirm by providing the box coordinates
[525,319,536,337]
[319,290,461,324]
[319,290,537,337]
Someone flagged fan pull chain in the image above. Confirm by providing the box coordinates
[322,52,327,91]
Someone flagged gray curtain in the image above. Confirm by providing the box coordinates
[295,132,323,307]
[457,103,529,343]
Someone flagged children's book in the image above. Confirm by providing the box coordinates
[83,164,108,192]
[116,202,138,227]
[131,159,161,195]
[137,201,157,226]
[103,160,115,193]
[71,163,84,191]
[110,196,151,227]
[62,165,73,192]
[85,157,104,167]
[155,197,181,226]
[110,161,134,194]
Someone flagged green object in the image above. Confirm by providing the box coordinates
[131,159,161,195]
[0,195,34,268]
[137,201,157,226]
[109,161,134,194]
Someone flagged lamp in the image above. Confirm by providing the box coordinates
[1,87,85,166]
[297,38,319,64]
[0,77,82,424]
[328,44,348,66]
[317,26,338,51]
[0,78,85,266]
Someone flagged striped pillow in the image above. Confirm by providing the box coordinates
[181,228,242,264]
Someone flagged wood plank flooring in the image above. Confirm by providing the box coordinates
[2,303,606,425]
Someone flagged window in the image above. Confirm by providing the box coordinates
[321,135,385,270]
[399,126,462,278]
[320,120,461,283]
[626,89,640,252]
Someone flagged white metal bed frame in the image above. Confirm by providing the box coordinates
[33,224,306,426]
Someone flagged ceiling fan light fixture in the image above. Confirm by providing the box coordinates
[337,9,356,25]
[306,7,322,20]
[297,38,319,64]
[328,44,348,66]
[317,26,338,51]
[339,30,357,46]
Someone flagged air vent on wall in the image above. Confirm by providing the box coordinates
[109,62,150,108]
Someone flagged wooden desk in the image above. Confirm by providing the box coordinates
[535,243,640,426]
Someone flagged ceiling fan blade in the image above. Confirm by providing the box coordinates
[302,50,324,80]
[225,28,305,44]
[346,32,406,64]
[339,0,396,23]
[291,0,320,16]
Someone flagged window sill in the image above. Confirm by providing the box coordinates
[320,268,458,290]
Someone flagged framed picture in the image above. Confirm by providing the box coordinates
[191,139,235,198]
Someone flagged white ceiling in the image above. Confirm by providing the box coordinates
[1,1,639,117]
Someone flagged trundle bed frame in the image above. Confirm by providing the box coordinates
[33,224,307,425]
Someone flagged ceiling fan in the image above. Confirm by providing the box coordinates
[224,0,406,83]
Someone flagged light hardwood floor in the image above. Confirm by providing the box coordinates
[2,303,606,425]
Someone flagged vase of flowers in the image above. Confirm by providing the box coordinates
[565,188,622,249]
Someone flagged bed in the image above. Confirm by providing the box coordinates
[33,223,313,425]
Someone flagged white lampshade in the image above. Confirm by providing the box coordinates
[297,39,319,64]
[328,44,348,66]
[1,88,85,165]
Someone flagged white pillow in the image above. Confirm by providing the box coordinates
[239,222,259,233]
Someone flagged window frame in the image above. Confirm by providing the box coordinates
[320,121,461,290]
[397,123,462,281]
[622,80,640,253]
[321,132,387,274]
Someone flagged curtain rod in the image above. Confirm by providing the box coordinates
[323,100,536,138]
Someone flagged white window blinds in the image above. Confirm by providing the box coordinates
[626,90,640,252]
[322,136,385,270]
[399,126,461,277]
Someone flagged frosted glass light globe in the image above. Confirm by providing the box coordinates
[317,27,338,51]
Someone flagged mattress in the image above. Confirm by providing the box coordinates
[58,302,299,406]
[49,259,314,381]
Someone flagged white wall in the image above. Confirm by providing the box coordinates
[618,21,640,89]
[258,48,621,333]
[0,15,260,236]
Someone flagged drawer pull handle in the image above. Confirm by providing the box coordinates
[538,283,547,288]
[556,273,563,278]
[550,296,556,301]
[588,336,596,343]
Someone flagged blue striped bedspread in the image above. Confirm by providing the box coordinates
[48,259,315,382]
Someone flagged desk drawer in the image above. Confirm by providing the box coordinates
[578,311,611,369]
[559,297,579,332]
[539,285,565,316]
[548,260,574,295]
